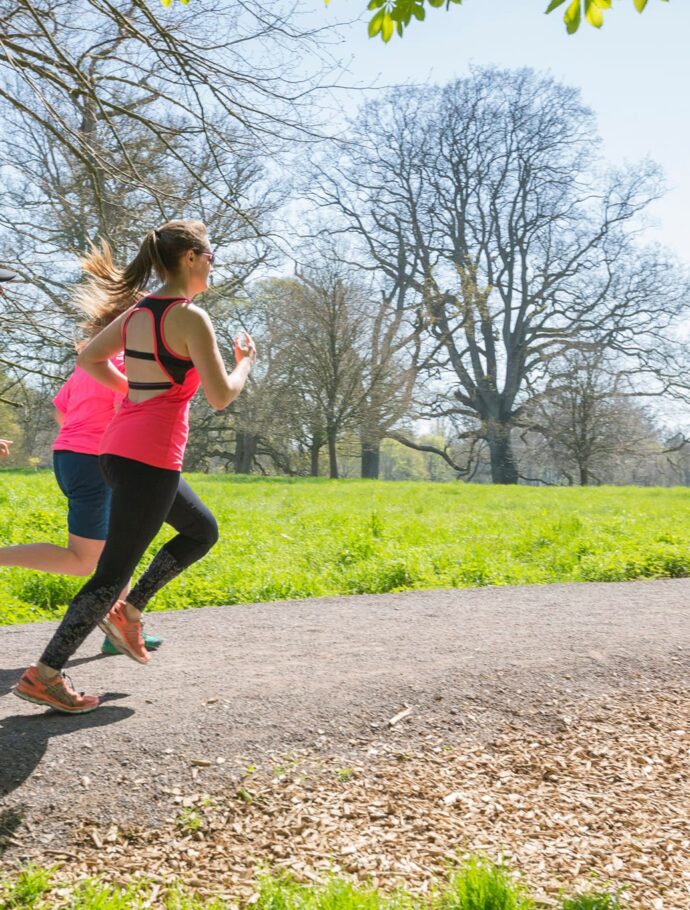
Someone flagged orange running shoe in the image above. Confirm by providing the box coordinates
[14,666,99,714]
[99,601,150,665]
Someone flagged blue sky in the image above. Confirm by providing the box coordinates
[306,0,688,264]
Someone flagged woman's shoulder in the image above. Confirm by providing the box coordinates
[168,300,212,328]
[162,301,216,355]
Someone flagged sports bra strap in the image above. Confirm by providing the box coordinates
[128,380,173,390]
[124,348,157,361]
[123,297,195,387]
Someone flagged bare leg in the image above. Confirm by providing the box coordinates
[0,533,130,596]
[1,534,131,663]
[0,533,104,576]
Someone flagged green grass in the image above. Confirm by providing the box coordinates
[2,471,690,624]
[437,857,534,909]
[176,808,204,832]
[560,895,620,910]
[0,860,620,909]
[0,865,52,909]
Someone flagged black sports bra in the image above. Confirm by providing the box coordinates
[124,297,195,391]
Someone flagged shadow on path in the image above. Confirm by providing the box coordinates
[0,696,134,797]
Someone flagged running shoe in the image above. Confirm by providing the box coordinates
[99,601,150,665]
[100,630,162,656]
[14,666,99,714]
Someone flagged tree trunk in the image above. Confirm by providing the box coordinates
[361,440,380,479]
[234,431,257,474]
[327,425,339,479]
[579,462,589,486]
[487,422,518,484]
[310,440,321,477]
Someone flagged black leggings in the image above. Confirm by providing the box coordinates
[40,454,218,670]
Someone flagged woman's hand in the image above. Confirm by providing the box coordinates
[0,439,13,458]
[234,331,257,367]
[184,309,254,410]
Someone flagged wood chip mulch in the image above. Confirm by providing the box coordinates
[12,688,690,909]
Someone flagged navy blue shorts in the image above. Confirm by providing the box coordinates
[53,451,112,540]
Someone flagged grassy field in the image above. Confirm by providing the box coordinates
[1,470,690,625]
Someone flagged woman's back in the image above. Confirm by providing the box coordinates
[123,296,195,403]
[100,296,200,470]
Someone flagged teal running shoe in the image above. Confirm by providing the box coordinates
[101,631,162,656]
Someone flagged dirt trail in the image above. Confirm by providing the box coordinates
[1,579,689,903]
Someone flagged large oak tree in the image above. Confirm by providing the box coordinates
[314,68,690,484]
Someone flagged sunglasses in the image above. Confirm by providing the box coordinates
[199,251,216,265]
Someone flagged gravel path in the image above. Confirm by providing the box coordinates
[1,578,689,866]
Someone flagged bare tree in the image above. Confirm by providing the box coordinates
[314,67,690,484]
[355,283,422,479]
[0,368,24,460]
[0,0,330,195]
[0,0,333,390]
[251,248,423,480]
[660,431,690,486]
[0,98,274,341]
[252,271,365,478]
[524,347,659,485]
[184,285,315,476]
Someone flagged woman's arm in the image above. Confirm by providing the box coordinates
[183,307,255,410]
[77,312,130,396]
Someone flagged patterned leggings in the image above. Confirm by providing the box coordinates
[40,454,218,670]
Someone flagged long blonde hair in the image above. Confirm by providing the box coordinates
[73,219,209,338]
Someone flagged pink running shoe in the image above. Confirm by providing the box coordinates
[14,666,99,714]
[99,601,150,665]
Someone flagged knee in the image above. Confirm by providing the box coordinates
[203,515,220,551]
[192,514,219,556]
[71,555,99,576]
[67,539,104,577]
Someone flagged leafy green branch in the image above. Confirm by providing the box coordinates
[156,0,670,43]
[547,0,668,35]
[325,0,671,44]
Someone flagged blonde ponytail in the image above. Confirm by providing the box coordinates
[72,219,210,339]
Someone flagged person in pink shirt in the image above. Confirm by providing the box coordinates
[0,335,160,653]
[0,356,125,574]
[1,258,124,578]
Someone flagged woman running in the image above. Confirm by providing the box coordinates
[13,219,255,714]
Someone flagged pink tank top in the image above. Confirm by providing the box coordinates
[99,297,200,471]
